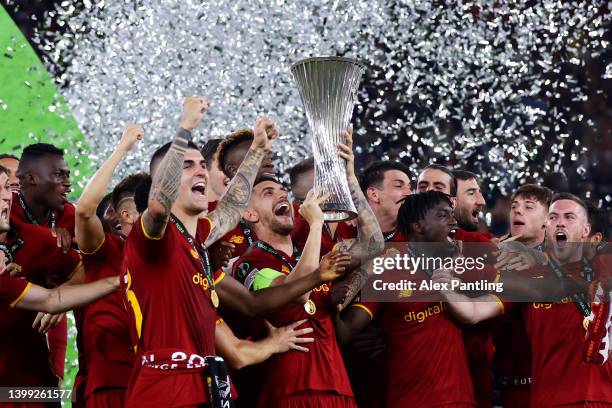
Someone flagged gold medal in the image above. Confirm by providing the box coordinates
[583,316,590,332]
[304,299,316,315]
[210,289,220,308]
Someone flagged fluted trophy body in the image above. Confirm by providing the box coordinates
[291,57,365,222]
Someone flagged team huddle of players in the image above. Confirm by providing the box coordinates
[0,96,610,408]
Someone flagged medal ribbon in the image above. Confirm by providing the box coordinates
[170,215,215,296]
[238,219,255,246]
[547,256,592,317]
[0,237,24,264]
[384,228,397,242]
[18,191,56,228]
[255,240,301,271]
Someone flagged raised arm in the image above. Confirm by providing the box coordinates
[144,97,208,238]
[204,118,278,246]
[75,124,144,252]
[215,319,313,370]
[333,128,385,309]
[216,250,351,317]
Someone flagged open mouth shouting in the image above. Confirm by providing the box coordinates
[191,181,207,198]
[273,200,292,220]
[554,230,568,248]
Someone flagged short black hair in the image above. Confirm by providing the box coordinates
[17,143,65,179]
[550,192,588,215]
[134,175,153,214]
[587,204,608,239]
[360,160,411,194]
[421,164,457,196]
[201,139,223,168]
[215,129,254,176]
[149,140,200,175]
[452,169,479,183]
[111,173,150,211]
[398,191,452,236]
[0,153,18,161]
[289,158,314,187]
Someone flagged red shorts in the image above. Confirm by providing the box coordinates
[85,387,126,408]
[268,391,356,408]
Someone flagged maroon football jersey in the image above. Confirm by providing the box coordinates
[354,295,476,407]
[0,223,81,387]
[124,215,224,407]
[232,240,354,407]
[11,191,76,235]
[80,233,134,398]
[0,271,30,307]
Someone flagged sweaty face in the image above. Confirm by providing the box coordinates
[225,140,275,179]
[207,158,230,200]
[0,158,20,192]
[248,181,294,235]
[0,173,12,232]
[175,149,209,216]
[373,170,411,216]
[509,196,547,243]
[417,169,452,195]
[24,154,71,212]
[547,199,590,263]
[419,201,457,243]
[454,178,485,231]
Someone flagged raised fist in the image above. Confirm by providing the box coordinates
[180,96,210,131]
[118,123,144,151]
[252,117,278,150]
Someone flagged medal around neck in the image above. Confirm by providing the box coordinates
[304,299,317,315]
[291,56,365,222]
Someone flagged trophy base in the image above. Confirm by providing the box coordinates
[322,204,358,223]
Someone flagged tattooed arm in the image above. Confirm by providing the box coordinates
[204,117,278,246]
[143,97,209,238]
[333,128,385,309]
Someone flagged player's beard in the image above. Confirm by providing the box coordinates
[454,205,479,232]
[267,214,294,236]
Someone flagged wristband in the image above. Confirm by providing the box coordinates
[177,127,192,141]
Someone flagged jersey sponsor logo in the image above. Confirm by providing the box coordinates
[193,272,211,290]
[399,289,412,298]
[532,297,571,310]
[236,262,250,279]
[404,302,445,323]
[229,235,244,244]
[281,265,290,274]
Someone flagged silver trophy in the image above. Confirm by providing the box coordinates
[291,56,366,222]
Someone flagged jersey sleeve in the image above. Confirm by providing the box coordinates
[350,301,379,320]
[0,272,32,308]
[232,258,261,289]
[127,215,173,262]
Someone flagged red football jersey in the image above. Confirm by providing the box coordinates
[124,215,225,407]
[0,270,31,307]
[10,191,76,235]
[80,233,134,398]
[517,259,612,407]
[0,223,81,387]
[232,241,354,406]
[353,265,476,408]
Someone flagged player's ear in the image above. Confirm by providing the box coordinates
[366,186,379,204]
[412,222,422,234]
